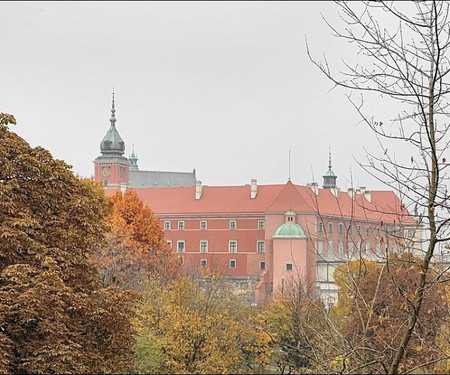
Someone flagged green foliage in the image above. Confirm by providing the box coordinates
[134,335,164,374]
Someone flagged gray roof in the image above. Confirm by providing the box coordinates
[129,169,196,188]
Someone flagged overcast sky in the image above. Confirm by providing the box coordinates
[2,1,400,191]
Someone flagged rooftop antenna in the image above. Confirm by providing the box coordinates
[288,150,291,181]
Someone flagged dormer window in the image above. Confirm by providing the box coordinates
[285,210,296,223]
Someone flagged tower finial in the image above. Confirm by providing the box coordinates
[328,147,332,171]
[110,88,116,127]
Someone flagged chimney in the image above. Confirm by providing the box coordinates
[348,188,355,199]
[357,186,366,195]
[251,179,257,199]
[364,190,372,203]
[308,182,319,195]
[195,180,202,200]
[330,187,339,197]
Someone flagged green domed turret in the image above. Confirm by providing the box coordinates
[273,220,306,239]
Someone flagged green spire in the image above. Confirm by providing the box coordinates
[110,90,117,127]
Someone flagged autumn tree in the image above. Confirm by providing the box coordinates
[308,1,450,372]
[134,274,272,374]
[256,277,328,374]
[328,254,446,373]
[91,190,179,290]
[0,114,136,373]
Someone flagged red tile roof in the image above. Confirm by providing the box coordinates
[106,180,417,224]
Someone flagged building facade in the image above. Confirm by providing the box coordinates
[94,96,421,305]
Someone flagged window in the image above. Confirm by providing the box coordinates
[365,242,371,256]
[178,221,184,230]
[230,259,236,268]
[230,220,237,230]
[200,220,207,230]
[167,240,172,248]
[328,240,334,254]
[103,179,108,187]
[318,221,324,233]
[408,228,415,238]
[357,225,362,235]
[376,227,380,237]
[260,261,266,270]
[229,240,237,253]
[177,240,185,253]
[348,225,353,235]
[164,221,171,230]
[328,222,333,233]
[317,239,324,255]
[257,241,265,253]
[338,240,344,256]
[366,226,370,236]
[286,263,293,271]
[258,220,265,230]
[200,240,208,253]
[339,223,344,234]
[201,259,207,267]
[376,242,382,256]
[357,241,362,252]
[348,241,354,254]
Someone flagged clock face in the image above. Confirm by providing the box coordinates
[102,166,111,177]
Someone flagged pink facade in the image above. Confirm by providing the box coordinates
[95,97,420,305]
[99,180,419,305]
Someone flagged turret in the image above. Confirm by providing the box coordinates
[323,148,337,189]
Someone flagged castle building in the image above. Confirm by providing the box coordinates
[94,95,421,305]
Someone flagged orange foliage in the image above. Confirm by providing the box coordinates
[92,190,179,290]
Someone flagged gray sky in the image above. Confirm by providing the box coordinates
[2,1,395,191]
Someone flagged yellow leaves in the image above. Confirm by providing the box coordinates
[134,276,271,374]
[330,354,350,373]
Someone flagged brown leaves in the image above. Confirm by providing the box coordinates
[0,121,135,373]
[333,255,446,373]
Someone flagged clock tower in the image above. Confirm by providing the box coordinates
[94,92,129,188]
